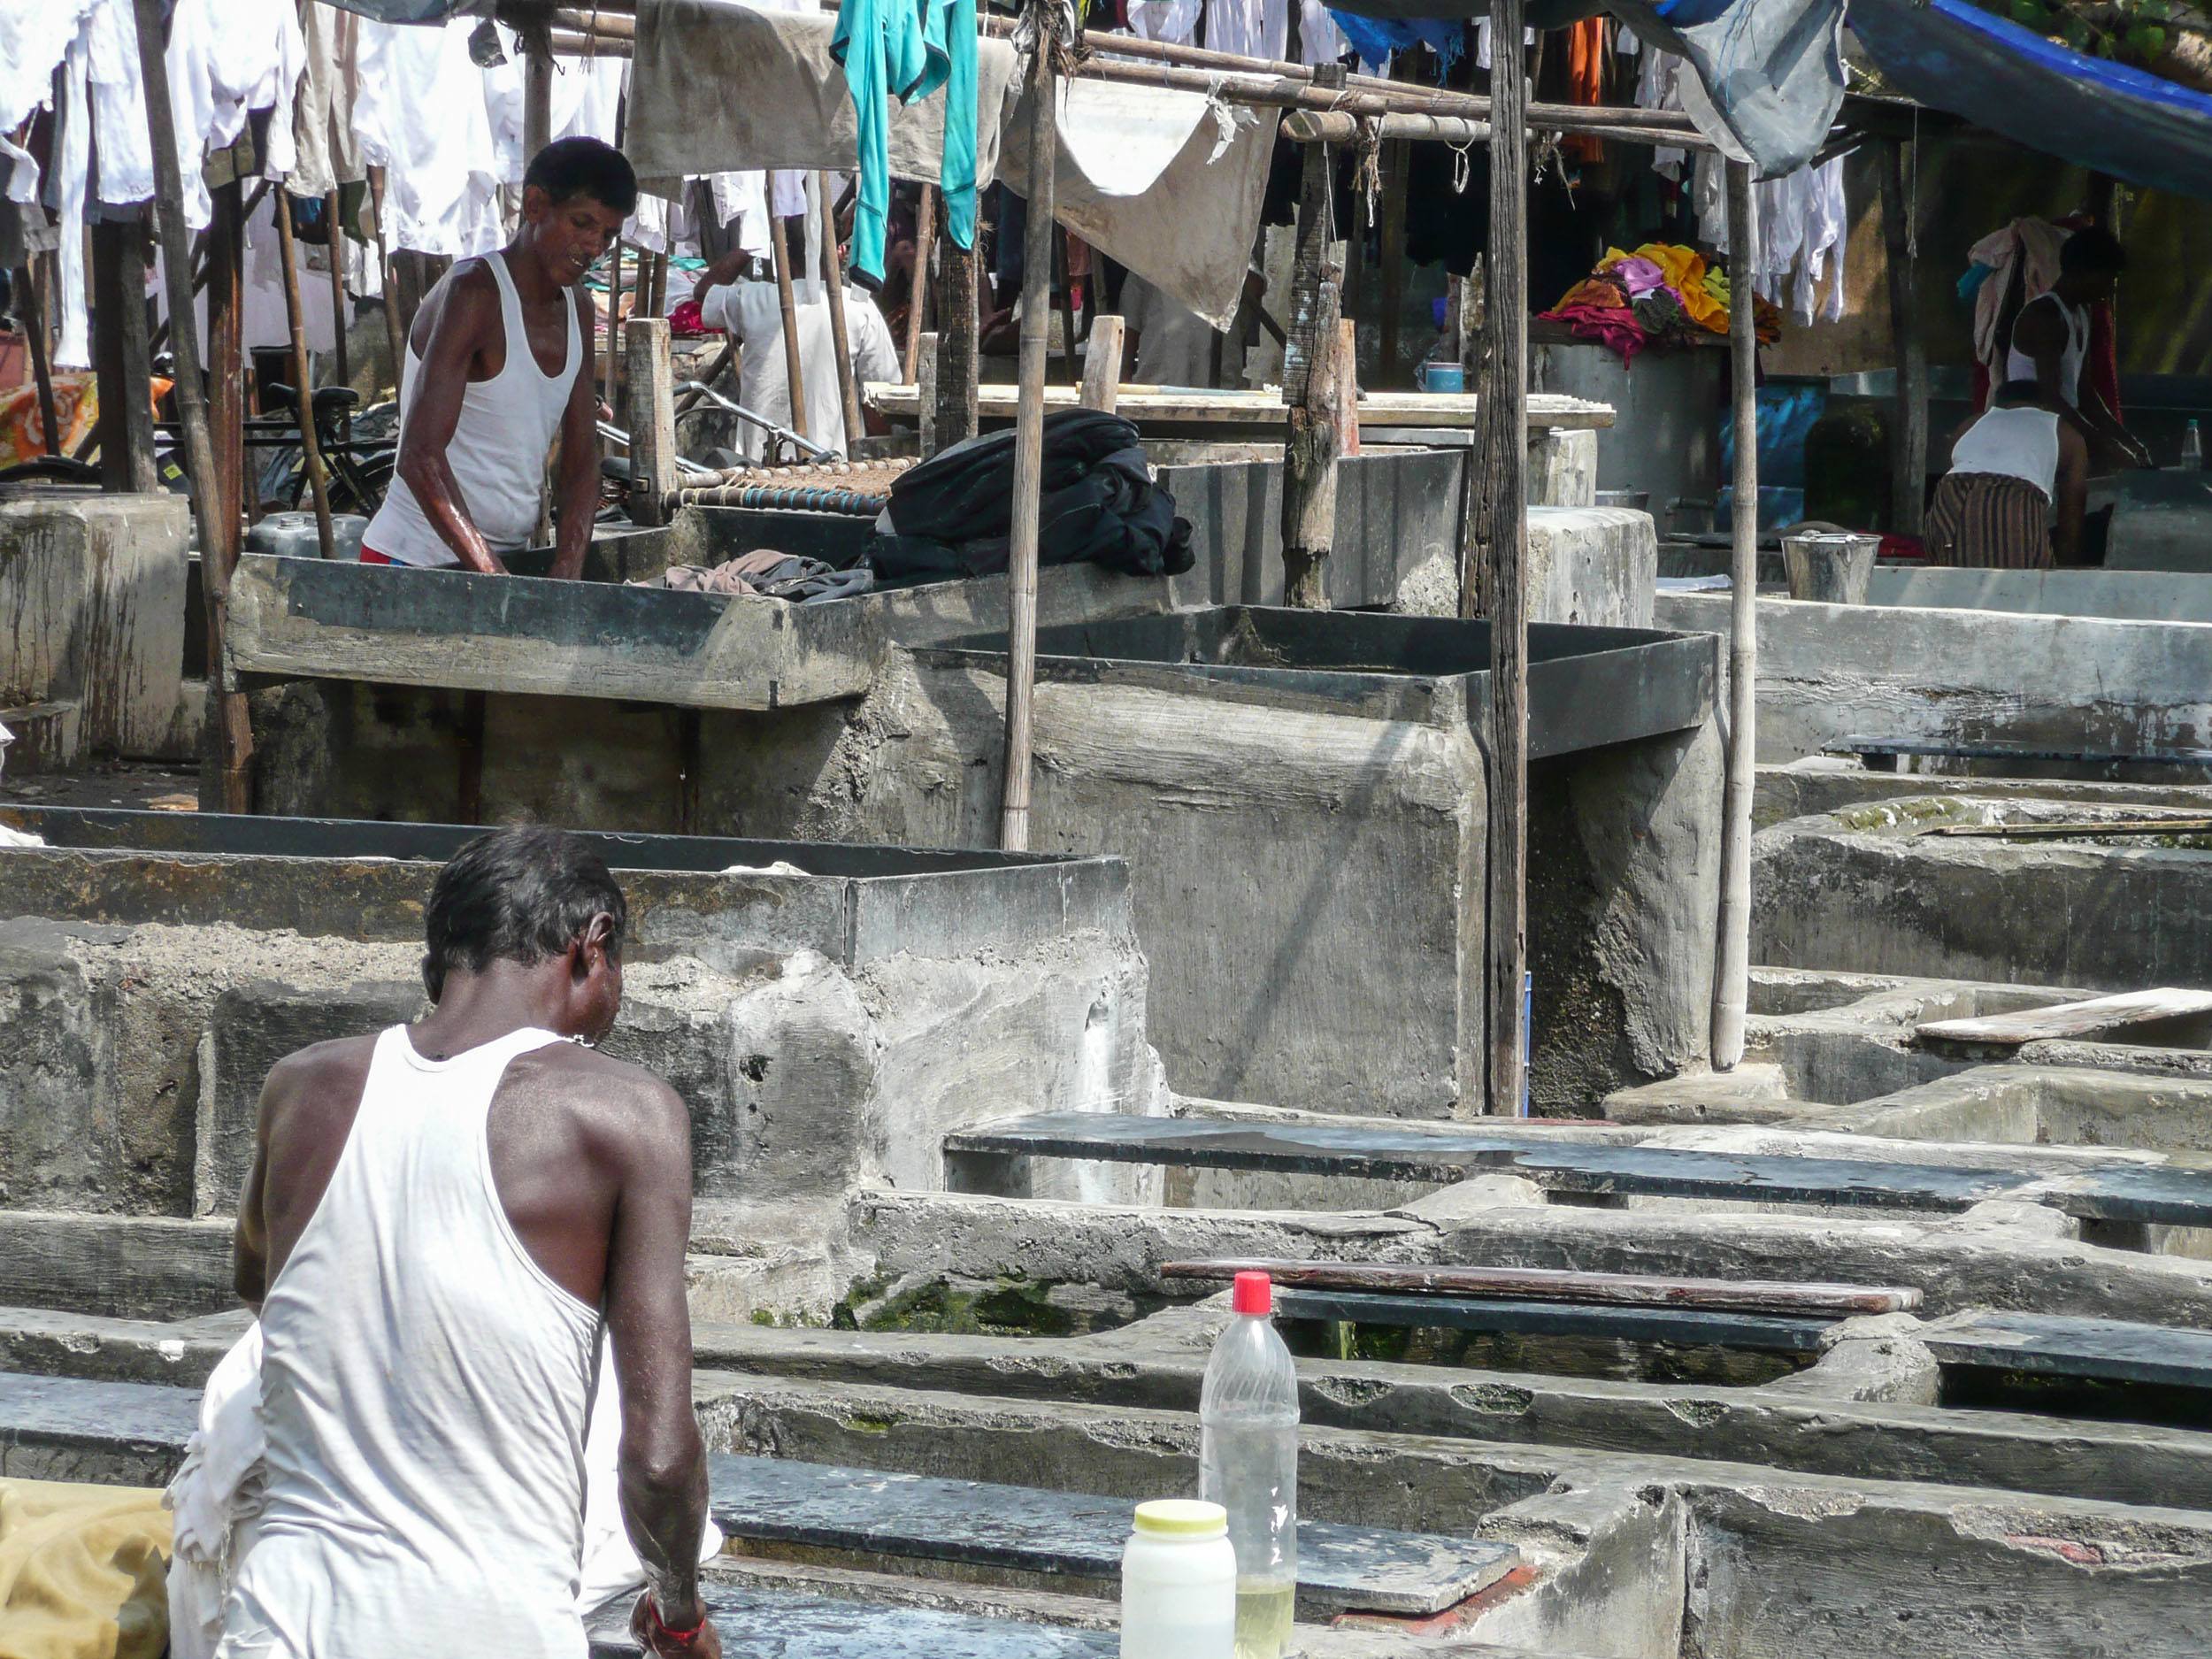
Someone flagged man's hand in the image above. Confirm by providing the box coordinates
[630,1593,722,1658]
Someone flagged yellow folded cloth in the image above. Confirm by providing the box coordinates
[0,1479,171,1659]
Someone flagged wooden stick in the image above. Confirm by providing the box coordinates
[1479,0,1530,1116]
[626,315,677,526]
[274,196,338,559]
[936,238,979,449]
[903,185,935,381]
[17,263,60,457]
[1000,24,1056,853]
[1379,127,1408,387]
[817,170,863,449]
[916,330,940,456]
[90,218,159,492]
[1881,139,1927,539]
[1053,229,1077,382]
[603,236,624,411]
[1710,159,1761,1073]
[365,167,408,395]
[1079,313,1124,412]
[323,191,352,443]
[525,34,555,157]
[1280,101,1341,611]
[134,0,252,810]
[1158,1260,1923,1317]
[767,205,810,443]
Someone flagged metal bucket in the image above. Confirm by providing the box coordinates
[1781,530,1878,604]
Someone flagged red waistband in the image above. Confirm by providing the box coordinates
[358,547,398,565]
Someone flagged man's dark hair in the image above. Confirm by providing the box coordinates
[422,827,628,1002]
[523,136,638,217]
[2060,226,2127,279]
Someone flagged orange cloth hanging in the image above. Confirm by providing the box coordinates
[1563,19,1609,165]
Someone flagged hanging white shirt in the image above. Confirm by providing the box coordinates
[1205,0,1289,65]
[697,278,902,458]
[355,18,503,257]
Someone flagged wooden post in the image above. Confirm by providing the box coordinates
[1711,159,1761,1072]
[916,330,940,456]
[1000,21,1057,853]
[625,315,676,526]
[817,171,864,449]
[207,185,247,543]
[524,35,554,160]
[1880,140,1926,538]
[366,166,407,391]
[936,239,980,449]
[1379,137,1409,385]
[1053,228,1077,382]
[1478,0,1530,1115]
[767,206,810,444]
[134,0,253,810]
[603,238,625,412]
[1280,94,1343,611]
[274,196,337,559]
[90,218,159,492]
[323,189,352,434]
[17,264,60,457]
[903,185,936,380]
[1080,313,1125,411]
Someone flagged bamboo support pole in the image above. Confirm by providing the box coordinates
[603,236,625,411]
[365,168,408,392]
[273,196,338,561]
[1280,116,1342,611]
[323,191,353,442]
[1711,159,1761,1072]
[1479,0,1531,1116]
[903,185,935,380]
[1000,21,1056,853]
[818,171,864,446]
[1881,140,1927,538]
[767,206,810,442]
[90,217,159,491]
[134,0,253,810]
[18,262,60,457]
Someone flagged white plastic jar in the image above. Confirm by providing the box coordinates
[1118,1498,1237,1659]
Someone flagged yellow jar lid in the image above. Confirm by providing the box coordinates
[1133,1499,1227,1538]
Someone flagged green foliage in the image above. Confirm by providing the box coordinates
[1988,0,2203,65]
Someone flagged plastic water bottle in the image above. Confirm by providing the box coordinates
[1200,1271,1299,1659]
[2184,419,2202,472]
[1118,1500,1235,1659]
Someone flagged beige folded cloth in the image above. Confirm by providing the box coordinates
[0,1479,171,1659]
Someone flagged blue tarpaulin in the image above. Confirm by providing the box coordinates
[1851,0,2212,204]
[320,1,472,19]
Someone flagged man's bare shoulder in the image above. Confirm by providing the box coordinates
[265,1033,382,1097]
[413,260,503,346]
[507,1042,690,1145]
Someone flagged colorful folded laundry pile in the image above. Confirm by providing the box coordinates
[1539,243,1781,364]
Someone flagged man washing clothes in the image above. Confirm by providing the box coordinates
[210,828,721,1658]
[1928,379,2089,570]
[2004,226,2153,472]
[360,138,634,576]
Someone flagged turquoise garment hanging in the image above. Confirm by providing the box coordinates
[832,0,979,289]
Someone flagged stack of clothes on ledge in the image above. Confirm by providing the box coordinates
[1540,244,1782,365]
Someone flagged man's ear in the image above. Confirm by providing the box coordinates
[521,183,549,224]
[575,912,618,978]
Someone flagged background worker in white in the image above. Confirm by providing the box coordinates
[216,828,721,1659]
[690,187,901,460]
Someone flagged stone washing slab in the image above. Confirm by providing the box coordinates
[1923,1312,2212,1392]
[586,1578,1117,1658]
[1271,1288,1835,1354]
[708,1454,1518,1615]
[0,1371,196,1482]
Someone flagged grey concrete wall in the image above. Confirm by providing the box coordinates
[701,649,1720,1118]
[1752,804,2212,993]
[1865,565,2212,623]
[1656,589,2212,763]
[0,494,193,765]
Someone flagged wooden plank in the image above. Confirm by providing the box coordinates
[1923,818,2212,841]
[224,552,882,712]
[1273,1287,1834,1354]
[89,217,159,493]
[586,1577,1118,1658]
[1280,124,1341,611]
[626,316,678,526]
[934,240,980,449]
[1923,1312,2212,1392]
[2035,1164,2212,1229]
[944,1112,2030,1211]
[818,171,864,444]
[903,185,935,381]
[866,382,1612,432]
[1918,989,2212,1049]
[703,1454,1520,1615]
[1079,314,1124,412]
[1157,1259,1923,1317]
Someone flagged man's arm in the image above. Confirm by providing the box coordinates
[549,291,602,581]
[691,249,752,312]
[396,265,510,575]
[2053,422,2091,565]
[603,1077,718,1656]
[2079,376,2151,468]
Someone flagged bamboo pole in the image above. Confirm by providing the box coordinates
[817,171,864,447]
[90,218,159,491]
[133,0,253,811]
[17,262,60,457]
[1280,116,1341,611]
[366,167,408,391]
[768,201,810,443]
[323,190,352,441]
[525,33,555,157]
[1000,19,1056,853]
[1880,140,1927,538]
[1479,0,1531,1116]
[274,196,338,560]
[603,236,625,411]
[903,185,935,380]
[1711,160,1761,1071]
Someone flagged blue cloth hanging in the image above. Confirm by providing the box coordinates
[832,0,979,288]
[1325,12,1465,71]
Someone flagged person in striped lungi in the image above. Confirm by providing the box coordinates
[1927,380,2088,568]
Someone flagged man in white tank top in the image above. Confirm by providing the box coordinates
[220,828,722,1658]
[1928,380,2089,569]
[361,139,632,576]
[2005,227,2150,472]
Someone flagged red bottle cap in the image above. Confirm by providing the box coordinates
[1232,1271,1272,1316]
